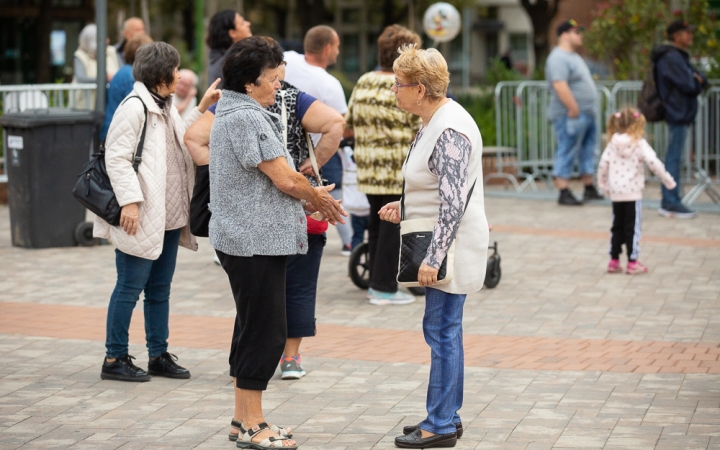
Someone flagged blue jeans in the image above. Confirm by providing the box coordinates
[552,113,597,179]
[661,124,687,208]
[351,215,368,249]
[105,229,181,358]
[285,233,326,338]
[420,288,466,435]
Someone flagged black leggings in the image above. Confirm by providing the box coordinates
[610,200,642,261]
[367,194,401,293]
[217,251,287,391]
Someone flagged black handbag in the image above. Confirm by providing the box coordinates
[396,178,476,287]
[189,164,211,237]
[72,96,148,226]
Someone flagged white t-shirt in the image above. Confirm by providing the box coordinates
[283,51,347,115]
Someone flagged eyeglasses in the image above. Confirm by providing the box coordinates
[393,79,419,89]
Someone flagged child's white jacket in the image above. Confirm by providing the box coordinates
[597,133,676,202]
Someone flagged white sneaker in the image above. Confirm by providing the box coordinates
[369,289,416,306]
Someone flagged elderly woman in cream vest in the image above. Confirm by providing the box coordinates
[379,46,488,449]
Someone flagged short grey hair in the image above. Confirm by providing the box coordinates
[132,42,180,90]
[78,24,97,57]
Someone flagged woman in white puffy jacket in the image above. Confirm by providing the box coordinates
[94,42,220,382]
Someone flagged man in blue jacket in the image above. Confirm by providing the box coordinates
[652,20,708,218]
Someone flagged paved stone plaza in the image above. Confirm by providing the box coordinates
[1,187,719,449]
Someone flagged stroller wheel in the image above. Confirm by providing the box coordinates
[484,254,501,289]
[348,242,370,289]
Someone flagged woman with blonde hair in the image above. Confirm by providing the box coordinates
[379,46,488,448]
[345,24,423,305]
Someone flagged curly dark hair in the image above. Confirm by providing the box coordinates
[223,36,284,94]
[377,25,422,72]
[132,42,180,90]
[206,9,238,50]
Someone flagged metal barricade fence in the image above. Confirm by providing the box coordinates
[491,79,718,204]
[488,80,614,191]
[0,83,97,183]
[686,87,720,204]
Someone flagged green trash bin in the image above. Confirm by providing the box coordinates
[0,109,98,248]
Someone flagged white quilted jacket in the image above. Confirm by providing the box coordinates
[94,82,200,260]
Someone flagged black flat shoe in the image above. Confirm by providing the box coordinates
[395,429,457,448]
[101,355,150,382]
[403,422,463,439]
[148,352,191,379]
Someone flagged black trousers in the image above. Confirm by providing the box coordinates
[610,200,642,261]
[216,251,287,391]
[366,194,401,293]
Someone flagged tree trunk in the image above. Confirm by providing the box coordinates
[519,0,562,69]
[36,0,53,83]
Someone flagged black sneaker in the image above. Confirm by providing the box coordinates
[583,184,604,201]
[558,188,582,206]
[658,203,696,219]
[101,355,151,382]
[148,352,191,379]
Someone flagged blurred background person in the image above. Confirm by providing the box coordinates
[345,24,422,305]
[73,24,120,108]
[100,34,153,141]
[173,69,199,121]
[206,9,252,88]
[115,17,146,66]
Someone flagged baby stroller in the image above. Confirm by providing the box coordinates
[349,240,501,295]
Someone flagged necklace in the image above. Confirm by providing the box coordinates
[426,100,445,123]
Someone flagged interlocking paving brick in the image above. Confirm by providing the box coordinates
[2,195,720,448]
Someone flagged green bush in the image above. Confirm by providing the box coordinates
[456,90,496,146]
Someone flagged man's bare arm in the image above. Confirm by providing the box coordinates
[552,81,580,118]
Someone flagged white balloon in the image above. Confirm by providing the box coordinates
[423,2,461,43]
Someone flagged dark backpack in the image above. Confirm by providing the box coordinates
[638,61,665,122]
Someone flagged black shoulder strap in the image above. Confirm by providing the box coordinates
[121,95,148,173]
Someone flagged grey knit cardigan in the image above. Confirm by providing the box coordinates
[209,90,308,257]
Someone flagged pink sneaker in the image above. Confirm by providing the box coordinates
[626,261,648,275]
[607,259,622,273]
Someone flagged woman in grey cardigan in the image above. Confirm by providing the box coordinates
[210,36,345,449]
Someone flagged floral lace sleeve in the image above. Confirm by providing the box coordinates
[424,129,472,269]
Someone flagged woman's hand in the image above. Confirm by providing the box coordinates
[198,78,222,113]
[378,201,401,224]
[311,184,347,225]
[418,263,439,287]
[120,203,140,236]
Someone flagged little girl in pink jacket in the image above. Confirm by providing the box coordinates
[597,107,676,275]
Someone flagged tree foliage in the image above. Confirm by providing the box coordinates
[584,0,719,80]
